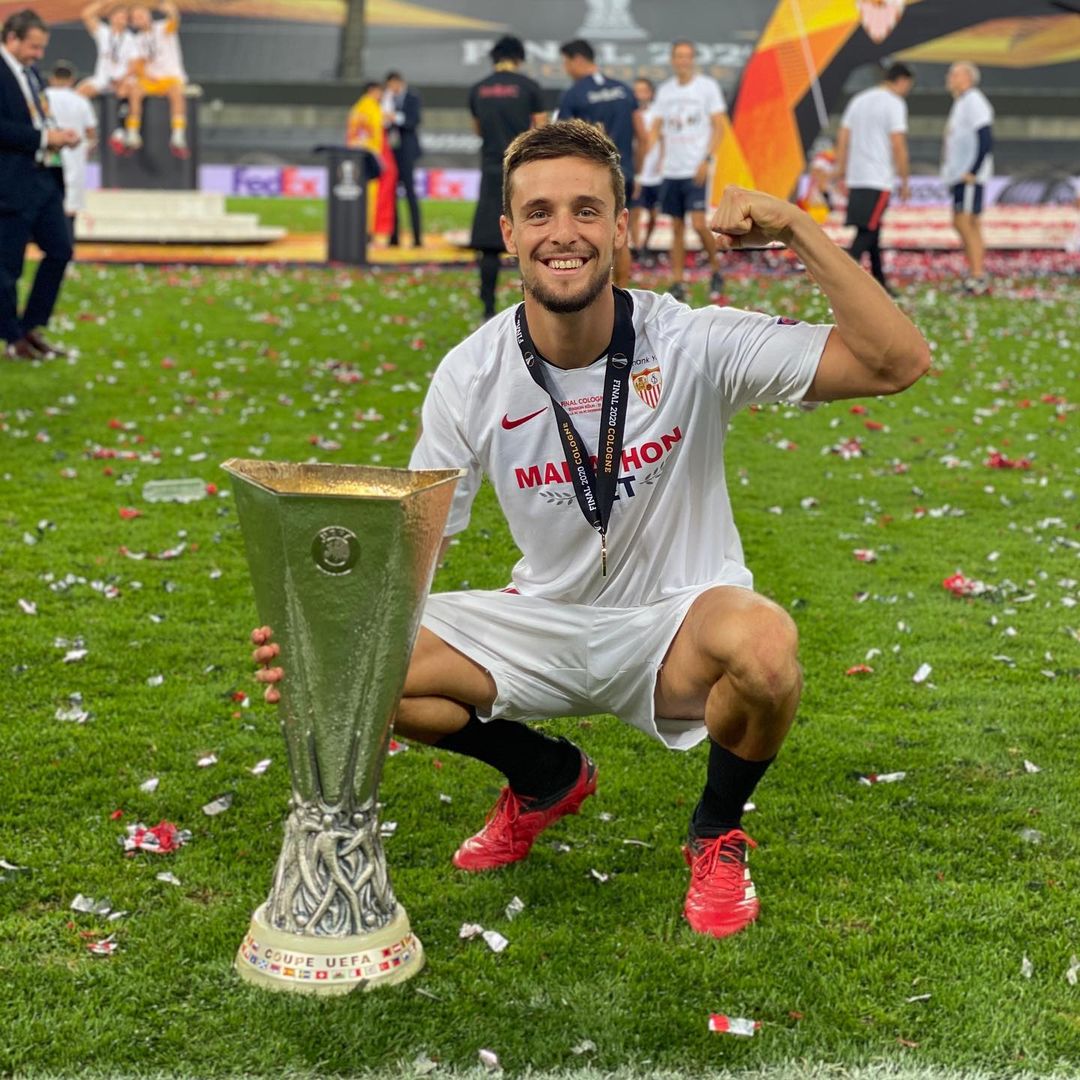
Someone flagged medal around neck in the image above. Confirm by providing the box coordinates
[222,459,463,995]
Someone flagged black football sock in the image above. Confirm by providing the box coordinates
[435,711,582,801]
[692,739,775,838]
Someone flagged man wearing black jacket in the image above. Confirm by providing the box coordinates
[385,71,423,249]
[1,8,80,361]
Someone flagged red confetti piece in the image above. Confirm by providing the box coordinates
[984,451,1031,470]
[846,664,874,676]
[118,508,142,520]
[110,808,124,821]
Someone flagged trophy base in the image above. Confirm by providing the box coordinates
[235,903,424,996]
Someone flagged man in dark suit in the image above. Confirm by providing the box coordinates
[385,71,423,249]
[1,9,80,361]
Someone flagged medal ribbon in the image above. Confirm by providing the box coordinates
[514,286,635,576]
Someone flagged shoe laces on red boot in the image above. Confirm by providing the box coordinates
[682,828,760,939]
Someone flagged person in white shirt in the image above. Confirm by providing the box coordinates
[77,1,128,98]
[45,62,97,245]
[253,120,930,941]
[834,62,914,293]
[649,41,726,303]
[630,77,662,259]
[123,1,189,157]
[941,62,994,294]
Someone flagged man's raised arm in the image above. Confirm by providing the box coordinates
[710,185,930,402]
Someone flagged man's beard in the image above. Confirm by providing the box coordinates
[522,252,611,315]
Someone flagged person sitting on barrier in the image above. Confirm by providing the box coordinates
[77,1,128,99]
[123,1,189,158]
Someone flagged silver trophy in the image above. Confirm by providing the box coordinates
[575,0,647,40]
[223,459,462,995]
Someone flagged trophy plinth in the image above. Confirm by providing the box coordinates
[223,459,462,995]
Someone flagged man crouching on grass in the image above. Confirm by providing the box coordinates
[253,120,930,939]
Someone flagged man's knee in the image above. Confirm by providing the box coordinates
[722,605,801,707]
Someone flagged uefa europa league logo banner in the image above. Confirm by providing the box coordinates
[223,459,463,995]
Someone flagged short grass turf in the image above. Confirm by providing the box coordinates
[1,259,1079,1078]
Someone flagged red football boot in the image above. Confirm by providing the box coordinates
[682,828,760,938]
[452,752,597,872]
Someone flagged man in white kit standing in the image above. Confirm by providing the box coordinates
[649,41,726,303]
[941,61,994,295]
[255,121,930,940]
[835,62,914,294]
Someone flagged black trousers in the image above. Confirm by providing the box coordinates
[390,150,422,246]
[0,170,73,343]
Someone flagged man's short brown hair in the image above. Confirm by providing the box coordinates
[502,119,626,220]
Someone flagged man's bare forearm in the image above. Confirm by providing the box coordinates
[786,213,928,389]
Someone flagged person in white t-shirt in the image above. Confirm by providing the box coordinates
[630,77,662,259]
[77,1,129,98]
[835,62,914,293]
[45,62,98,244]
[253,120,930,941]
[648,41,726,302]
[123,2,189,157]
[941,62,994,294]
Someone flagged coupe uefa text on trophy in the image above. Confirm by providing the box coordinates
[222,459,463,995]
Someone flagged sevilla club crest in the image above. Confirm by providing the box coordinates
[857,0,905,44]
[632,364,662,409]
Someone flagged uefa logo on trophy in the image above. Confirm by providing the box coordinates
[223,459,463,995]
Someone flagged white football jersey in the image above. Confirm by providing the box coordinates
[135,19,187,82]
[654,74,726,180]
[410,289,829,607]
[92,24,128,84]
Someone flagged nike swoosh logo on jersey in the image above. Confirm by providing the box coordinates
[501,407,548,429]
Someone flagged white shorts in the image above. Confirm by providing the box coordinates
[82,73,117,94]
[420,586,729,750]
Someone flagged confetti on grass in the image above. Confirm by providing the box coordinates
[708,1014,760,1036]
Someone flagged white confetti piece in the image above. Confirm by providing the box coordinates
[17,598,37,615]
[1023,760,1041,774]
[139,777,160,793]
[478,1048,500,1072]
[379,821,397,838]
[505,896,525,921]
[71,893,111,916]
[589,869,610,883]
[55,705,90,723]
[197,754,218,768]
[482,929,509,953]
[250,758,272,775]
[459,923,484,941]
[1068,956,1080,987]
[202,794,233,816]
[708,1014,758,1036]
[156,871,182,886]
[146,674,165,687]
[912,663,933,684]
[62,649,88,664]
[571,1040,596,1055]
[1021,955,1034,979]
[905,993,932,1003]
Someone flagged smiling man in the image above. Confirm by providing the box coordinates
[255,120,930,939]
